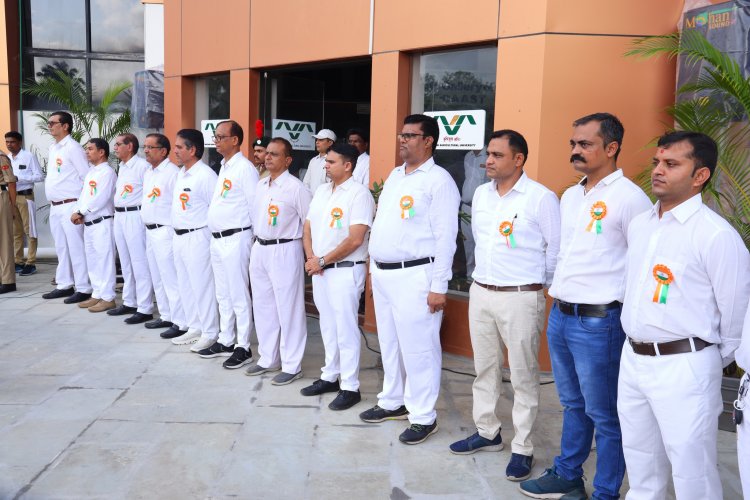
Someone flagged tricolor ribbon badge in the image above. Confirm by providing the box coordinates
[499,220,516,248]
[89,180,97,196]
[120,184,133,199]
[586,201,607,234]
[179,192,190,211]
[400,195,415,219]
[221,178,232,198]
[330,207,343,229]
[56,157,62,173]
[268,204,279,226]
[652,264,673,304]
[149,187,160,203]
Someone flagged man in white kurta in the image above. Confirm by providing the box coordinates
[460,147,488,278]
[246,138,312,386]
[737,304,750,499]
[301,143,375,411]
[619,131,750,500]
[347,128,370,187]
[302,129,335,193]
[362,114,460,445]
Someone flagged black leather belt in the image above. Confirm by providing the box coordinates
[322,260,366,270]
[212,226,251,239]
[476,281,543,292]
[555,299,621,318]
[374,257,434,270]
[115,206,141,212]
[145,223,164,230]
[628,337,713,356]
[174,226,206,236]
[16,189,33,196]
[257,237,295,246]
[84,215,113,226]
[51,198,77,206]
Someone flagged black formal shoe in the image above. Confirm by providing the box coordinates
[300,378,340,396]
[160,326,187,339]
[42,287,74,299]
[124,312,153,324]
[19,264,37,276]
[107,305,137,316]
[145,319,173,329]
[63,292,92,304]
[0,284,17,294]
[328,390,361,411]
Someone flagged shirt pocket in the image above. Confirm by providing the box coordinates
[646,256,687,328]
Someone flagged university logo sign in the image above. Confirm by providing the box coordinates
[685,7,735,30]
[425,109,486,150]
[200,119,227,148]
[272,119,316,151]
[437,115,477,136]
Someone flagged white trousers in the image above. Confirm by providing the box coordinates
[83,218,116,301]
[249,240,307,374]
[210,229,253,350]
[371,263,443,425]
[312,264,366,391]
[145,225,185,328]
[738,372,750,499]
[49,202,91,293]
[172,227,219,338]
[114,211,153,313]
[617,342,723,500]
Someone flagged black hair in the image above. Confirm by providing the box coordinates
[489,129,529,166]
[4,131,22,141]
[573,112,625,160]
[329,143,359,170]
[88,137,110,158]
[346,128,369,143]
[657,131,718,188]
[269,137,293,157]
[146,133,171,155]
[176,129,205,159]
[51,111,74,134]
[118,133,139,152]
[404,114,439,153]
[219,120,244,146]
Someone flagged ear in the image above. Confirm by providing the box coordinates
[284,155,293,167]
[514,153,525,168]
[605,141,619,159]
[693,166,711,189]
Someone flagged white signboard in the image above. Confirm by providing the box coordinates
[424,109,486,150]
[272,118,316,151]
[200,119,226,148]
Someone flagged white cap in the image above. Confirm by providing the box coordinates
[312,129,336,141]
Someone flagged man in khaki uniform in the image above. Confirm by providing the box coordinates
[0,151,18,293]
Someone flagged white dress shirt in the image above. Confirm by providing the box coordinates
[170,160,218,230]
[462,148,488,204]
[471,173,560,287]
[369,157,461,294]
[45,135,89,202]
[114,155,150,208]
[303,154,328,194]
[738,301,750,371]
[141,159,179,226]
[10,149,43,191]
[352,152,370,186]
[74,162,116,221]
[207,152,259,232]
[621,194,750,364]
[549,169,652,304]
[253,170,312,240]
[307,177,375,262]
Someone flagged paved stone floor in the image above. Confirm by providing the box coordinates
[0,262,742,499]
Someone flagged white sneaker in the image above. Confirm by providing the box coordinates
[190,337,215,353]
[171,329,201,345]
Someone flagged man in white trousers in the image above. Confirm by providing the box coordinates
[42,111,93,304]
[737,305,750,499]
[200,120,258,370]
[302,129,335,193]
[460,146,488,278]
[449,130,560,483]
[109,133,154,324]
[301,143,374,410]
[70,138,116,313]
[246,137,312,385]
[140,134,187,339]
[619,131,750,500]
[361,114,460,445]
[171,129,219,352]
[346,128,370,187]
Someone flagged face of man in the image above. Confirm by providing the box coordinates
[47,114,67,141]
[347,134,368,155]
[113,136,133,161]
[651,140,709,209]
[569,120,615,176]
[324,151,351,184]
[213,122,239,159]
[173,136,195,167]
[265,141,292,176]
[5,137,21,155]
[315,138,333,155]
[85,142,106,165]
[253,145,267,166]
[143,137,167,166]
[485,137,522,183]
[399,123,432,165]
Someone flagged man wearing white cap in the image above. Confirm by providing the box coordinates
[303,129,336,194]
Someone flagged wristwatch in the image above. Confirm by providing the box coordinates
[318,256,325,268]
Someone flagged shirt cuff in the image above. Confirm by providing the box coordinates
[430,279,448,294]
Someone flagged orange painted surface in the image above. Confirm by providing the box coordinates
[163,76,195,164]
[181,0,250,75]
[163,0,182,77]
[229,69,260,158]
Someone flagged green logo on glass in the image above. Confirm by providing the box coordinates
[275,121,314,140]
[437,115,477,135]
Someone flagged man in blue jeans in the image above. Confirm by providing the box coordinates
[520,113,650,499]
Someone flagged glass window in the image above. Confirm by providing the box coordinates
[411,46,498,294]
[91,59,143,102]
[90,0,145,53]
[195,74,230,173]
[27,57,87,110]
[29,0,86,50]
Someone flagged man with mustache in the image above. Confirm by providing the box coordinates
[520,113,651,500]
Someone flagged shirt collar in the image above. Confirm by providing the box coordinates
[332,176,355,192]
[491,171,529,196]
[181,160,205,177]
[154,158,170,171]
[221,151,245,168]
[578,168,623,188]
[91,161,108,169]
[398,156,435,175]
[10,149,25,160]
[54,135,73,150]
[121,155,138,169]
[653,193,702,224]
[266,169,291,187]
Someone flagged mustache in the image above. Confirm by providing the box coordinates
[570,154,586,163]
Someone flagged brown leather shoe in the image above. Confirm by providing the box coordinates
[78,298,100,309]
[89,300,116,313]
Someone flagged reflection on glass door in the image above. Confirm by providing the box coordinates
[195,74,230,173]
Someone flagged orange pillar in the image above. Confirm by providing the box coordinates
[163,76,195,163]
[229,69,260,159]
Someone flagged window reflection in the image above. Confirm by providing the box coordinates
[91,59,143,102]
[29,0,86,50]
[90,0,144,53]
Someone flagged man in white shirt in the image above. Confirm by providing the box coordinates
[347,128,370,187]
[521,113,651,500]
[361,114,460,445]
[108,133,154,324]
[5,131,42,276]
[42,111,93,303]
[246,138,312,385]
[460,147,488,278]
[618,131,750,499]
[70,138,116,313]
[449,130,560,483]
[301,143,375,410]
[170,129,219,353]
[140,134,187,339]
[738,305,750,499]
[200,120,259,370]
[302,129,336,193]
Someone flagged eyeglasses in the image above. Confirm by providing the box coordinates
[397,133,426,141]
[213,134,234,143]
[47,120,61,127]
[114,142,124,147]
[143,145,165,151]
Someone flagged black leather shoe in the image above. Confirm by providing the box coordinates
[124,312,153,324]
[42,287,74,299]
[160,326,187,339]
[107,305,137,316]
[145,319,173,329]
[328,390,361,411]
[0,284,17,294]
[300,379,340,396]
[63,292,92,304]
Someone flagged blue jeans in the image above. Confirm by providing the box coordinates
[547,303,626,500]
